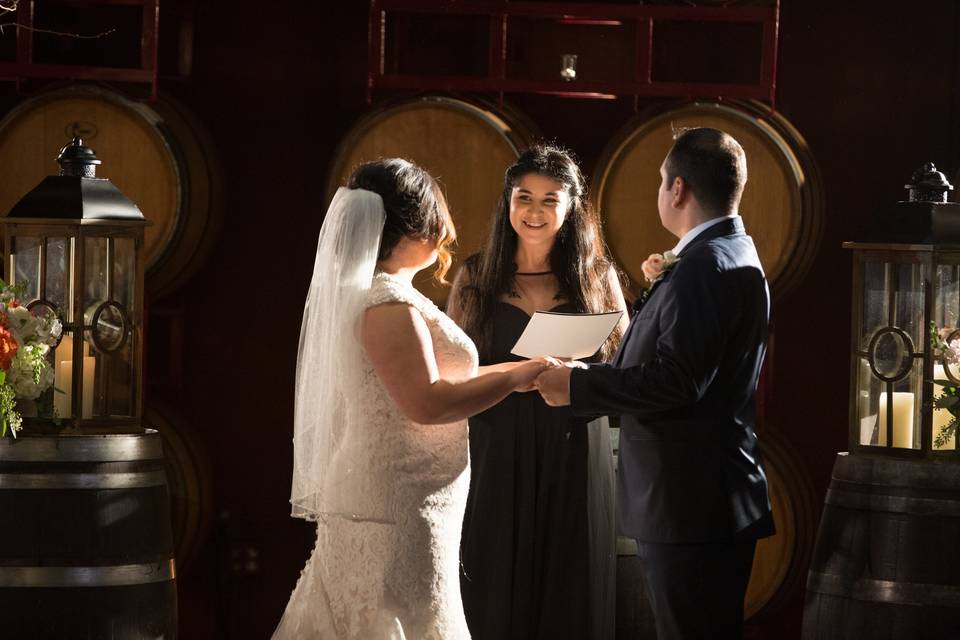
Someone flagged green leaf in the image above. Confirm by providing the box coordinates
[937,395,960,409]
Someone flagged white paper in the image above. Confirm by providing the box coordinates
[510,310,624,359]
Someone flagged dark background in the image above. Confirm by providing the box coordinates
[4,1,959,637]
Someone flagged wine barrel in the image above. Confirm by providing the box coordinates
[745,427,819,619]
[614,428,817,637]
[593,100,823,300]
[147,401,214,572]
[0,430,177,639]
[803,454,960,639]
[0,85,221,298]
[326,95,539,304]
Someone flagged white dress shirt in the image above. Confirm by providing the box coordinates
[671,214,740,256]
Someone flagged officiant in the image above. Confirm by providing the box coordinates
[447,145,629,640]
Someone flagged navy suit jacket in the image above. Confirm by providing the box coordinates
[570,216,774,543]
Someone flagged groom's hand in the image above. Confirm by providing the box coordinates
[536,366,573,407]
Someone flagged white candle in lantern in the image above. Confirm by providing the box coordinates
[54,360,71,418]
[877,392,915,448]
[81,356,96,420]
[932,364,958,450]
[53,334,96,419]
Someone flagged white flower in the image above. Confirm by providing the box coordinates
[36,316,62,347]
[7,344,54,400]
[7,305,37,344]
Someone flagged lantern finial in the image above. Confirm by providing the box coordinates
[905,162,953,203]
[57,137,102,178]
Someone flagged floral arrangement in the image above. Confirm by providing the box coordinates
[930,321,960,448]
[0,279,62,438]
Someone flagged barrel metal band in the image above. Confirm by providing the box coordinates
[0,559,175,588]
[825,488,960,517]
[807,571,960,607]
[0,470,167,489]
[0,430,162,462]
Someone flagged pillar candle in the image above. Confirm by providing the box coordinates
[81,356,95,420]
[54,360,71,419]
[877,392,915,448]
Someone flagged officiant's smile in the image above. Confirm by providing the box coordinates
[509,173,570,245]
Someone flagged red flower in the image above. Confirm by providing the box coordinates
[0,327,18,371]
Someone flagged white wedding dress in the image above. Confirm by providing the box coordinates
[274,272,478,639]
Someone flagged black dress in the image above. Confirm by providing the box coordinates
[459,301,616,640]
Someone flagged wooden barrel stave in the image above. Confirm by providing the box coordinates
[803,453,960,639]
[3,583,177,640]
[0,430,177,639]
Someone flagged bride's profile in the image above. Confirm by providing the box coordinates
[273,158,553,639]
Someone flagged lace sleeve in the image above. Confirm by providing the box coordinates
[367,275,421,309]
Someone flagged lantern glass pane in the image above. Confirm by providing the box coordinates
[934,263,960,330]
[44,237,72,322]
[857,356,879,445]
[932,263,960,451]
[860,260,889,350]
[12,236,41,302]
[111,237,135,308]
[860,360,921,449]
[894,262,926,351]
[84,237,108,313]
[105,341,133,417]
[51,330,85,420]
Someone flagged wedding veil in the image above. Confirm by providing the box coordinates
[290,186,386,521]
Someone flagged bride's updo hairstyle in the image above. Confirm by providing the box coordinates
[347,158,457,284]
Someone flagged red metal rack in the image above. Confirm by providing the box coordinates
[0,0,159,100]
[368,0,780,105]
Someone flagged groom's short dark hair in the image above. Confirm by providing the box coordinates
[664,127,747,215]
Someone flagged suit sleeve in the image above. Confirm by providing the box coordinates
[570,257,729,417]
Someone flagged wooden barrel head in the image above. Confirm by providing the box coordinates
[147,401,214,572]
[593,101,822,299]
[744,428,818,619]
[0,87,220,298]
[327,96,536,304]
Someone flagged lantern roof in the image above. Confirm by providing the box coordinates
[6,138,145,221]
[858,162,960,245]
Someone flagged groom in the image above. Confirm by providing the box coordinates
[537,127,773,639]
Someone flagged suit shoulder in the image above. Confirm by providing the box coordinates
[690,234,761,272]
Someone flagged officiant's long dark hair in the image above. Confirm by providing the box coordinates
[450,144,624,362]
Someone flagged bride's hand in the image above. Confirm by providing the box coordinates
[510,357,560,392]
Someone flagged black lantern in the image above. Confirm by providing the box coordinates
[804,164,960,638]
[845,163,960,456]
[1,137,147,425]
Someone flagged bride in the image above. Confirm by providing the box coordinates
[273,158,555,639]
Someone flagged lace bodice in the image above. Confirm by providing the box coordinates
[364,271,478,383]
[274,272,478,640]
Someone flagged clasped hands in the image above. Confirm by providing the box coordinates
[516,356,587,407]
